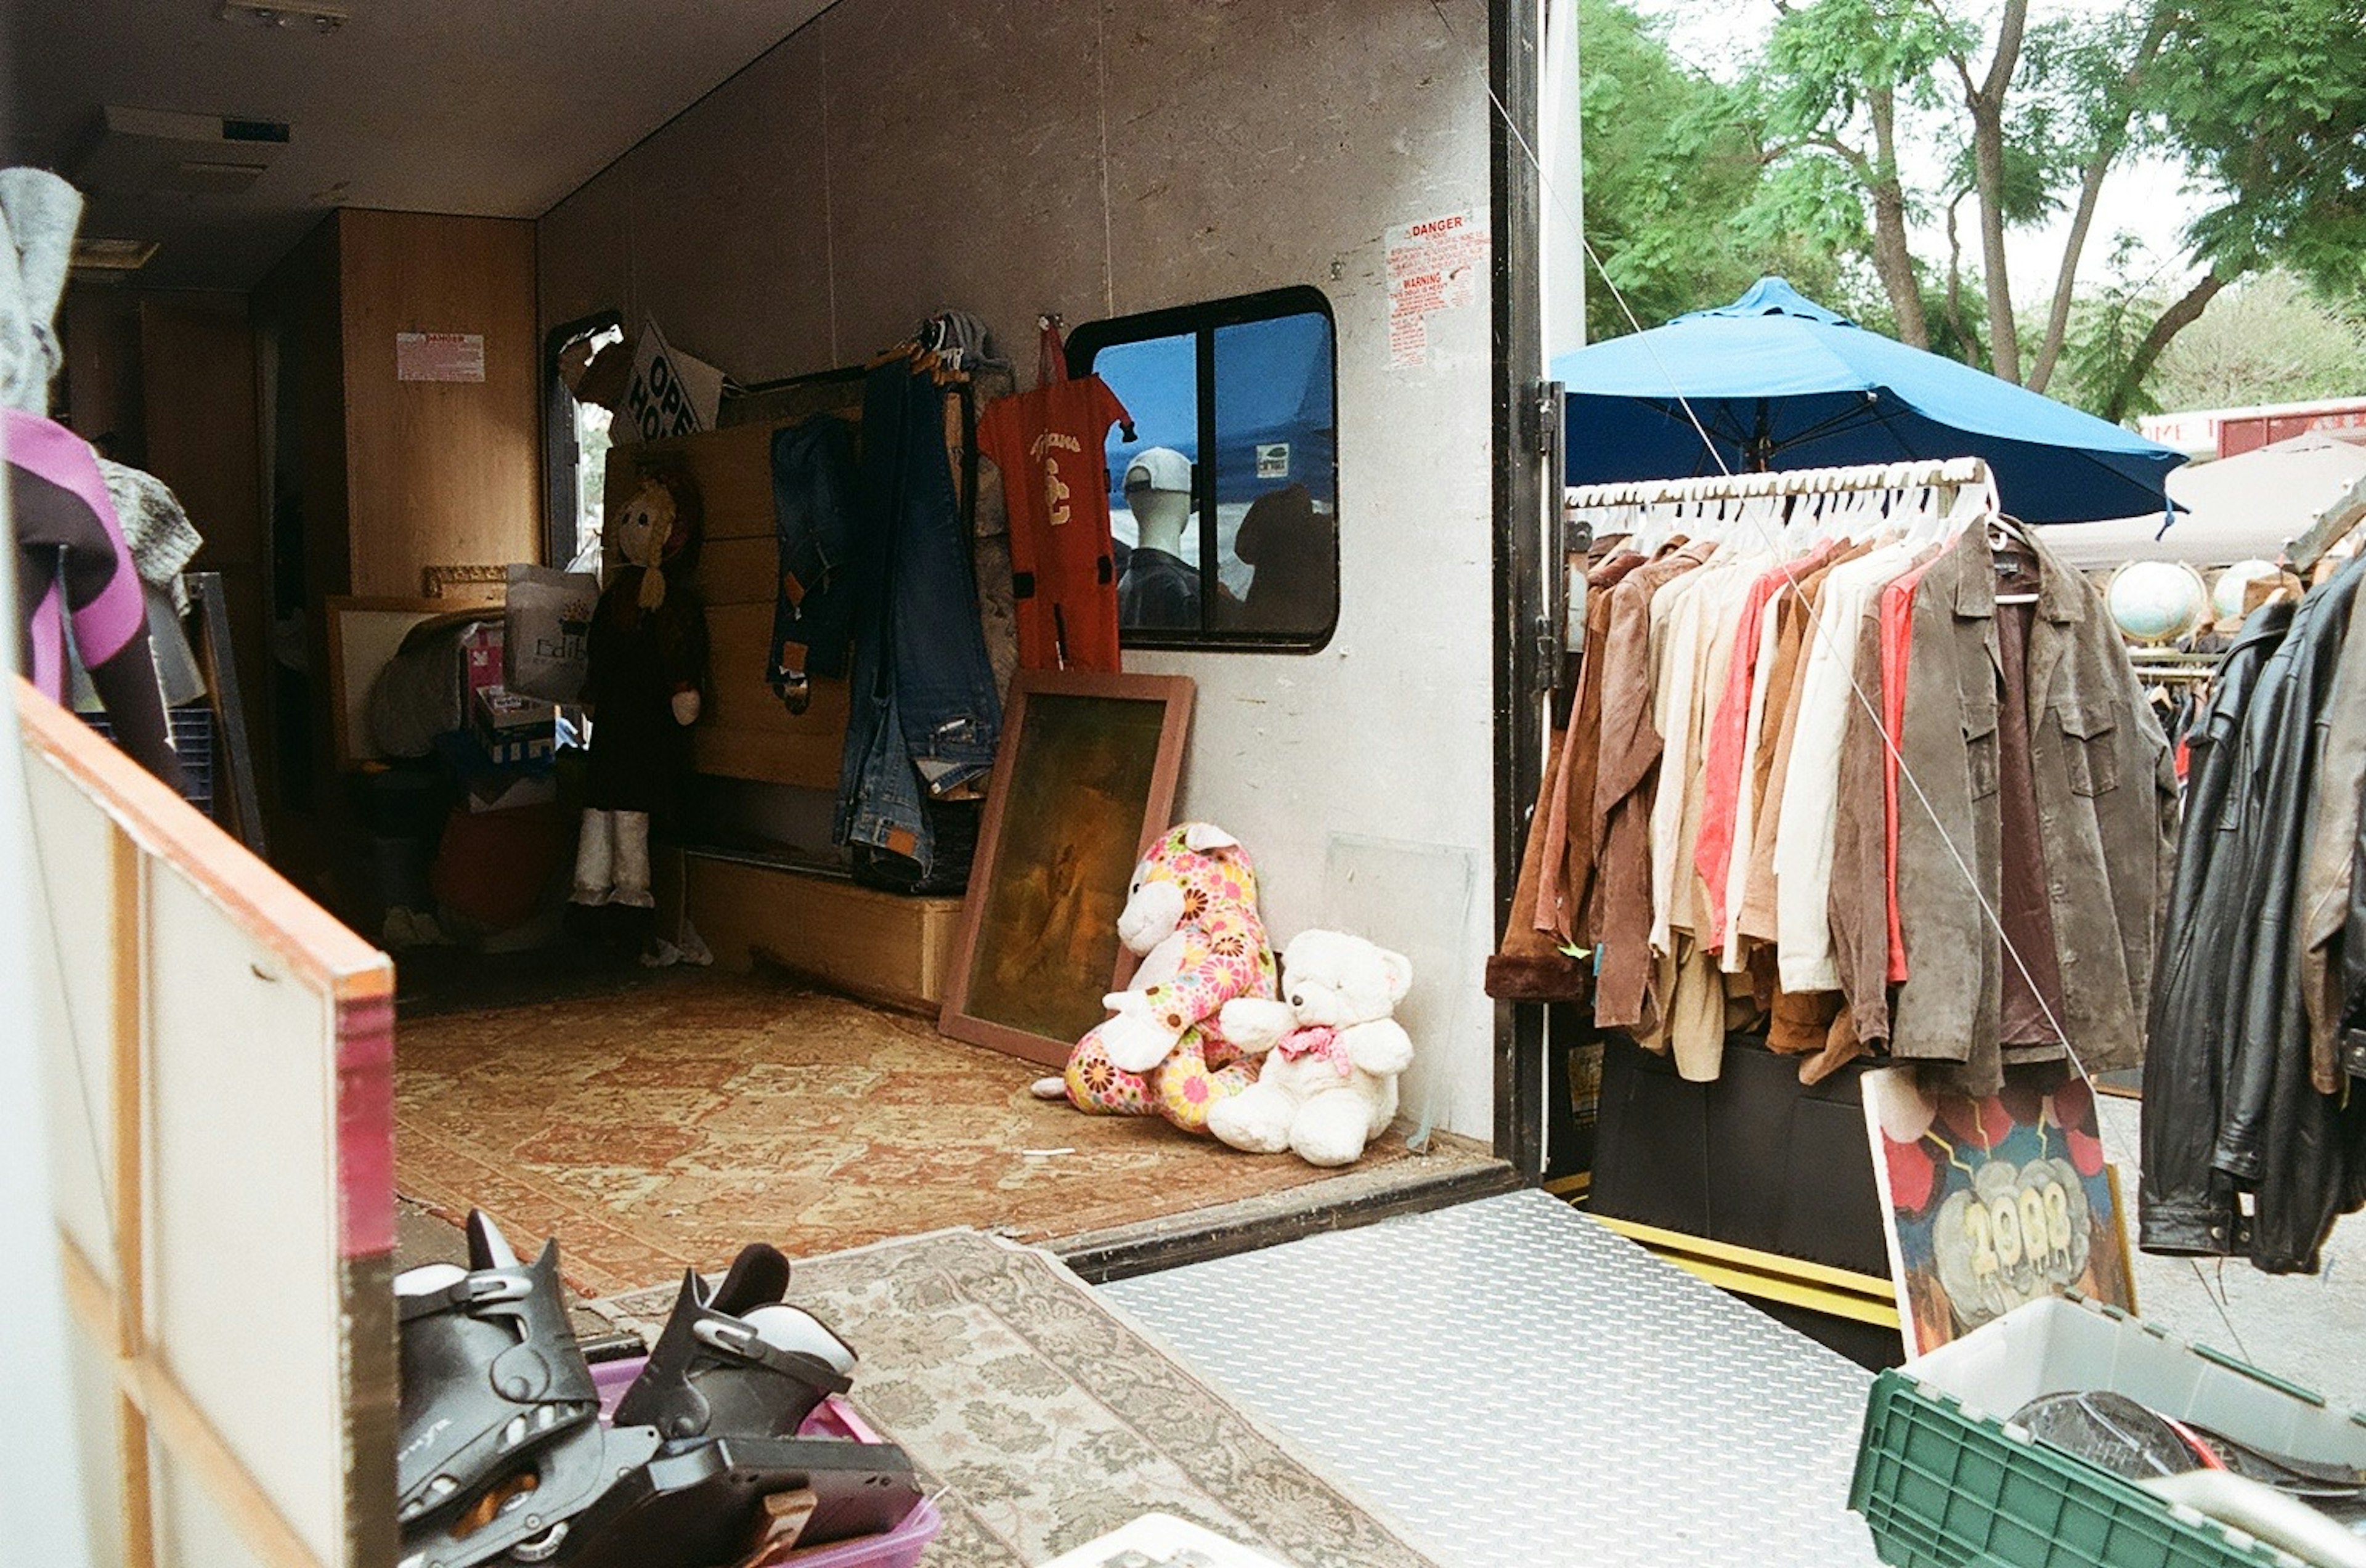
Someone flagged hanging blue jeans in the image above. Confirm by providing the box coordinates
[834,361,1003,878]
[768,414,862,711]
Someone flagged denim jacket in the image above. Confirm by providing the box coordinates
[834,361,1003,880]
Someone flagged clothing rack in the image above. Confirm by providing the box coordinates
[2126,645,2221,684]
[1529,445,2177,1347]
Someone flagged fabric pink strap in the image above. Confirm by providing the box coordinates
[26,584,62,699]
[4,409,148,667]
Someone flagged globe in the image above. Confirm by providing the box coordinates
[2213,559,2280,622]
[2107,561,2209,645]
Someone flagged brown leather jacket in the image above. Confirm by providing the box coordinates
[1590,543,1716,1031]
[1889,525,2176,1094]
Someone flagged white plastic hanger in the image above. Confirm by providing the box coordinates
[1807,486,1835,545]
[1630,499,1672,556]
[1895,484,1937,548]
[1739,492,1780,551]
[1558,458,2010,566]
[1835,487,1874,543]
[1988,511,2041,605]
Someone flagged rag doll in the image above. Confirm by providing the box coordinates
[572,469,709,916]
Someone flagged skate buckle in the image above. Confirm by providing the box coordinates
[464,1275,531,1306]
[691,1318,757,1356]
[506,1521,570,1562]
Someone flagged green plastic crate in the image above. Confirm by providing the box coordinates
[1848,1296,2366,1568]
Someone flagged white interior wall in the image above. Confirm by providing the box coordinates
[539,0,1501,1139]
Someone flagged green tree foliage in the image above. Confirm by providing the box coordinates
[2159,0,2366,304]
[2150,272,2366,411]
[2054,270,2366,420]
[1746,0,2171,385]
[1577,0,1840,339]
[2055,239,2179,420]
[2071,0,2366,419]
[1742,0,2366,420]
[1748,0,1972,351]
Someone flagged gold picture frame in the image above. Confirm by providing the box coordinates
[938,670,1195,1066]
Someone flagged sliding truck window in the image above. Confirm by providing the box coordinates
[1068,287,1340,652]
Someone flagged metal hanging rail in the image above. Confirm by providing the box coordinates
[1566,456,1998,514]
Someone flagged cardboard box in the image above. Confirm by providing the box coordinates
[472,685,556,766]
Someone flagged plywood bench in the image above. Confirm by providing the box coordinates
[684,849,961,1014]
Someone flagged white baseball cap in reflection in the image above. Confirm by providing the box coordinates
[1123,446,1192,495]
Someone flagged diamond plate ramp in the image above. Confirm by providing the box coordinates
[1103,1189,1882,1568]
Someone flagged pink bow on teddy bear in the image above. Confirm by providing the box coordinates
[1273,1024,1354,1079]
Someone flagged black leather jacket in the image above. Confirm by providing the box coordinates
[2140,601,2290,1258]
[2345,700,2366,1078]
[2244,561,2366,1272]
[2143,559,2366,1273]
[2216,566,2364,1184]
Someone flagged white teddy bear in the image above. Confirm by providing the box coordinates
[1206,929,1415,1168]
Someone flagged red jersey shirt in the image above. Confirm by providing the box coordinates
[977,375,1131,672]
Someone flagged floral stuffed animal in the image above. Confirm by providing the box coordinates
[1030,823,1277,1133]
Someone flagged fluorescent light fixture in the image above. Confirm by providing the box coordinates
[75,108,291,197]
[216,1,349,31]
[70,238,161,274]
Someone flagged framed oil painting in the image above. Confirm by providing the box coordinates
[939,670,1195,1066]
[1862,1063,2136,1357]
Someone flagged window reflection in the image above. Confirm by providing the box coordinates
[1116,444,1199,631]
[1094,333,1203,632]
[1212,312,1336,638]
[1078,293,1338,648]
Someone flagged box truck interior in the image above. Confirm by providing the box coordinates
[12,0,1551,1309]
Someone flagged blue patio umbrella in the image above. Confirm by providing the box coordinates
[1551,278,2184,524]
[1092,313,1336,508]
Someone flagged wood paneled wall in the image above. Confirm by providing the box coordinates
[60,287,146,459]
[336,210,540,598]
[138,296,273,805]
[254,216,351,813]
[604,415,858,792]
[56,285,275,808]
[248,208,540,824]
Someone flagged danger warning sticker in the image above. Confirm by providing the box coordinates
[1386,211,1490,370]
[396,331,486,383]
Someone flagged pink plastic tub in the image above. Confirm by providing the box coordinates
[587,1355,942,1568]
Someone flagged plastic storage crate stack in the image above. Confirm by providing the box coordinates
[586,1355,941,1568]
[1851,1294,2366,1568]
[84,704,217,818]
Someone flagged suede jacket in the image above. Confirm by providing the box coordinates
[1889,524,2176,1096]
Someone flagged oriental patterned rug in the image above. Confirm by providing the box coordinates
[583,1229,1440,1568]
[394,973,1423,1296]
